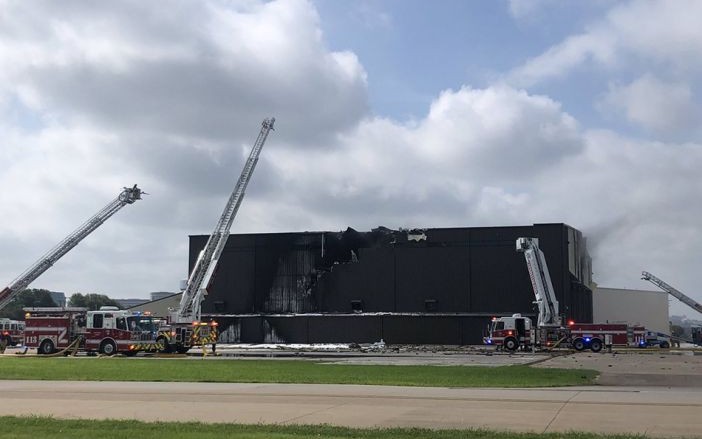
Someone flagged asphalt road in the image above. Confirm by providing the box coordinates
[1,380,701,437]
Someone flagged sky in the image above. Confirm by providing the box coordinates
[1,0,701,318]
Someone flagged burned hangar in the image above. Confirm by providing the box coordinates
[192,223,593,345]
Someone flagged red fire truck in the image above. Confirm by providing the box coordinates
[23,306,162,355]
[1,318,25,346]
[568,322,647,351]
[483,238,660,352]
[484,314,649,352]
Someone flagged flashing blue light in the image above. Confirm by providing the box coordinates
[486,339,492,344]
[585,337,591,342]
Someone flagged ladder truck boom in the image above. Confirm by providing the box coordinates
[486,240,664,352]
[516,237,561,327]
[0,185,144,312]
[174,117,275,324]
[641,271,702,315]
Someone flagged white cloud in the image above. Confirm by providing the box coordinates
[415,86,582,177]
[0,0,368,143]
[507,0,560,20]
[599,74,699,134]
[1,0,701,313]
[259,88,702,313]
[509,0,702,86]
[0,0,369,296]
[354,2,393,30]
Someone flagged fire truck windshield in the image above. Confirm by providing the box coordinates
[127,316,158,332]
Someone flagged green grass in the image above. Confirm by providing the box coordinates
[0,416,650,439]
[0,357,596,387]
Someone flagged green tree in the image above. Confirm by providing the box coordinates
[0,289,56,320]
[68,293,121,311]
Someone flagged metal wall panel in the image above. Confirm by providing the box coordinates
[192,223,593,344]
[211,315,504,345]
[318,246,395,312]
[382,316,463,344]
[394,246,469,312]
[307,315,383,343]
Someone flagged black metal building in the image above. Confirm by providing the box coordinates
[192,223,592,345]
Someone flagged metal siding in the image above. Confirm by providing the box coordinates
[382,316,462,344]
[318,247,395,312]
[263,317,309,344]
[594,288,668,334]
[395,246,469,312]
[308,315,382,343]
[191,223,593,344]
[253,234,320,313]
[468,227,533,314]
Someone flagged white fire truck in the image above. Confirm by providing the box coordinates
[23,307,162,355]
[483,237,654,352]
[0,318,25,346]
[158,118,274,353]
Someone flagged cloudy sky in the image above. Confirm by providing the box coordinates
[1,0,701,316]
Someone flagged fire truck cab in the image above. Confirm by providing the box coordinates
[483,314,532,351]
[0,318,25,346]
[85,308,162,355]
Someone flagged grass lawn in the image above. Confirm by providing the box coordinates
[0,357,596,387]
[0,416,648,439]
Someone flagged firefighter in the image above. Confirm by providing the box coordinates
[210,319,217,355]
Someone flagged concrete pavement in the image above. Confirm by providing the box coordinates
[1,380,701,437]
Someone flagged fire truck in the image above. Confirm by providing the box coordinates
[23,306,162,355]
[0,185,144,314]
[0,318,25,346]
[483,237,653,352]
[158,118,275,353]
[692,326,702,346]
[484,315,649,352]
[641,271,702,347]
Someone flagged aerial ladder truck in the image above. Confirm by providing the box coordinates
[0,185,144,314]
[641,271,702,345]
[483,238,566,351]
[484,237,649,352]
[158,117,275,353]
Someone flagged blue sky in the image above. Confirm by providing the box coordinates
[0,0,701,318]
[314,1,610,123]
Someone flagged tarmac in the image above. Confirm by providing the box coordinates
[0,380,701,437]
[1,347,701,436]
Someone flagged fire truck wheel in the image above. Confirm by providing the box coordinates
[100,340,117,356]
[572,339,585,351]
[504,337,518,351]
[176,344,190,354]
[660,341,670,349]
[156,336,172,353]
[590,339,603,353]
[39,339,55,355]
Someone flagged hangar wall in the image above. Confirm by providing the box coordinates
[594,287,669,335]
[192,223,593,344]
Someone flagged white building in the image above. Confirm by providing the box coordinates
[594,287,669,334]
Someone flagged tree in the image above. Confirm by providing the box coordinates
[0,289,56,320]
[68,293,121,311]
